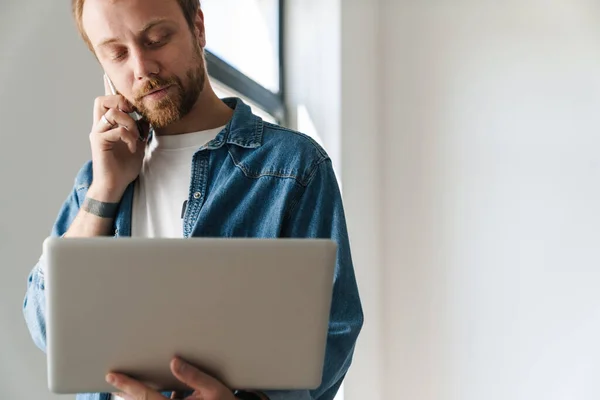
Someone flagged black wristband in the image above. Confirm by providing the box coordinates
[82,197,119,218]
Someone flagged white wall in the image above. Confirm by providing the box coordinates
[342,1,600,400]
[1,1,101,399]
[284,0,341,173]
[338,2,383,400]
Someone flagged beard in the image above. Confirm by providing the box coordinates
[133,44,206,129]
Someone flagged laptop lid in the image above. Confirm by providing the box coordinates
[43,237,336,394]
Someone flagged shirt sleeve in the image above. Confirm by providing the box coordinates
[22,182,82,353]
[263,158,364,400]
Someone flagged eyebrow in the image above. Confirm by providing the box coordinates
[97,18,173,48]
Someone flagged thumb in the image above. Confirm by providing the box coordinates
[104,73,116,96]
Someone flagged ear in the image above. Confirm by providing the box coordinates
[193,8,206,49]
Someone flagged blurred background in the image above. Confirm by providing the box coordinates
[2,0,600,399]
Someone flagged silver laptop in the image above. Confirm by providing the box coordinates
[43,237,336,394]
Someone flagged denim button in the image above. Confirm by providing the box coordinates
[193,192,202,199]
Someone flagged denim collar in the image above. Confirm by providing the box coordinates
[206,97,264,150]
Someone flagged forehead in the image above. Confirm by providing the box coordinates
[82,0,186,46]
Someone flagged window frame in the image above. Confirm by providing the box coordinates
[204,0,286,124]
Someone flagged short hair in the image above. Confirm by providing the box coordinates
[72,0,201,52]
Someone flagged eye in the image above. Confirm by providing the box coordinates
[111,51,127,61]
[147,33,172,47]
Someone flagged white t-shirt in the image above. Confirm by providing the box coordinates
[113,125,224,400]
[131,125,225,238]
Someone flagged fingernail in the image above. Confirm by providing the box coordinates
[106,374,116,385]
[175,358,186,373]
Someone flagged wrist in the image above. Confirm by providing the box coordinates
[87,183,125,204]
[82,197,119,219]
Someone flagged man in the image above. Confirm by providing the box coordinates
[22,0,363,399]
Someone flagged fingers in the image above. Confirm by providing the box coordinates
[94,95,135,123]
[92,106,141,153]
[100,108,138,134]
[106,359,231,400]
[90,126,139,153]
[106,373,165,400]
[170,357,225,393]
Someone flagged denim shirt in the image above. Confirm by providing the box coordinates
[23,97,363,400]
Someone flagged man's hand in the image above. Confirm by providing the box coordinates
[89,75,147,203]
[106,357,237,400]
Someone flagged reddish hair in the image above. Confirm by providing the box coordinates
[72,0,201,52]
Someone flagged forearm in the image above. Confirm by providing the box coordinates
[64,184,122,237]
[23,205,112,351]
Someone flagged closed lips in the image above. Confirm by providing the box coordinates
[144,85,172,97]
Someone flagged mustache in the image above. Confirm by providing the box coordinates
[134,76,179,101]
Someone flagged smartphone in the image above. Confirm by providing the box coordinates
[104,73,150,141]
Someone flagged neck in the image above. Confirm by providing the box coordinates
[154,83,234,136]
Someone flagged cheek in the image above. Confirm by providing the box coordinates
[161,42,198,77]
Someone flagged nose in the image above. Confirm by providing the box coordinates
[130,47,160,80]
